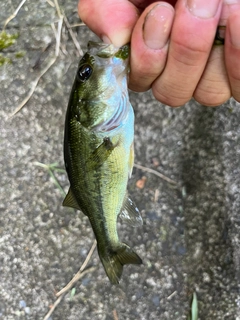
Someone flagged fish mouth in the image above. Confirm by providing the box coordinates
[86,41,131,133]
[88,41,129,60]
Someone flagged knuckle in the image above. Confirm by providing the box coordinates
[152,83,190,107]
[171,36,211,67]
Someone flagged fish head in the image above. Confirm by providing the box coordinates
[70,42,131,130]
[76,41,129,100]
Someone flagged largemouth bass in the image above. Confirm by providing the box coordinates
[63,41,142,284]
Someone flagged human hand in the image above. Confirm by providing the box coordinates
[78,0,240,107]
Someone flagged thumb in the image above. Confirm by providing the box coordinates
[78,0,139,46]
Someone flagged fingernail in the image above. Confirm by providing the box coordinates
[224,0,240,4]
[187,0,221,18]
[102,33,131,47]
[102,35,112,44]
[143,4,174,50]
[219,0,240,25]
[229,12,240,47]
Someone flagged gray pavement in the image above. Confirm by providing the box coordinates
[0,0,240,319]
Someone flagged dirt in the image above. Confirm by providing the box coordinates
[0,0,239,319]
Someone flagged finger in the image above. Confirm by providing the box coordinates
[78,0,139,46]
[219,0,240,26]
[216,0,240,43]
[193,1,240,106]
[151,0,223,107]
[131,0,178,8]
[225,9,240,102]
[129,2,175,92]
[193,46,230,106]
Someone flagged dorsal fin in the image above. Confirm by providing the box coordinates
[62,188,80,210]
[119,193,142,227]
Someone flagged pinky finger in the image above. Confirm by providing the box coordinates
[225,10,240,102]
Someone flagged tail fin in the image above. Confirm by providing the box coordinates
[98,243,142,284]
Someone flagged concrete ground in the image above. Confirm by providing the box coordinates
[0,0,240,319]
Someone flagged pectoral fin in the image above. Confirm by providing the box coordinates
[88,137,116,169]
[62,188,80,210]
[119,193,143,227]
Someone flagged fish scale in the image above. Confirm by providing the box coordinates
[63,41,142,284]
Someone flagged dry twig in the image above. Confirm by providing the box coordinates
[8,0,84,118]
[63,13,83,56]
[43,240,97,320]
[8,57,57,118]
[113,309,119,320]
[134,163,179,186]
[45,0,54,7]
[56,240,97,297]
[3,0,27,30]
[42,267,96,320]
[53,0,62,18]
[43,295,64,320]
[8,0,63,118]
[69,22,86,28]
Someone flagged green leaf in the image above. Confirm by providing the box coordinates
[188,292,198,320]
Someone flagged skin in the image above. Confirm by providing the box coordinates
[78,0,240,107]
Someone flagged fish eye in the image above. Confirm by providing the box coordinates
[77,64,92,82]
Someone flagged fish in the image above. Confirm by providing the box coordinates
[63,41,142,284]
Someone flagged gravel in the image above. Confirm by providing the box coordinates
[0,0,239,319]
